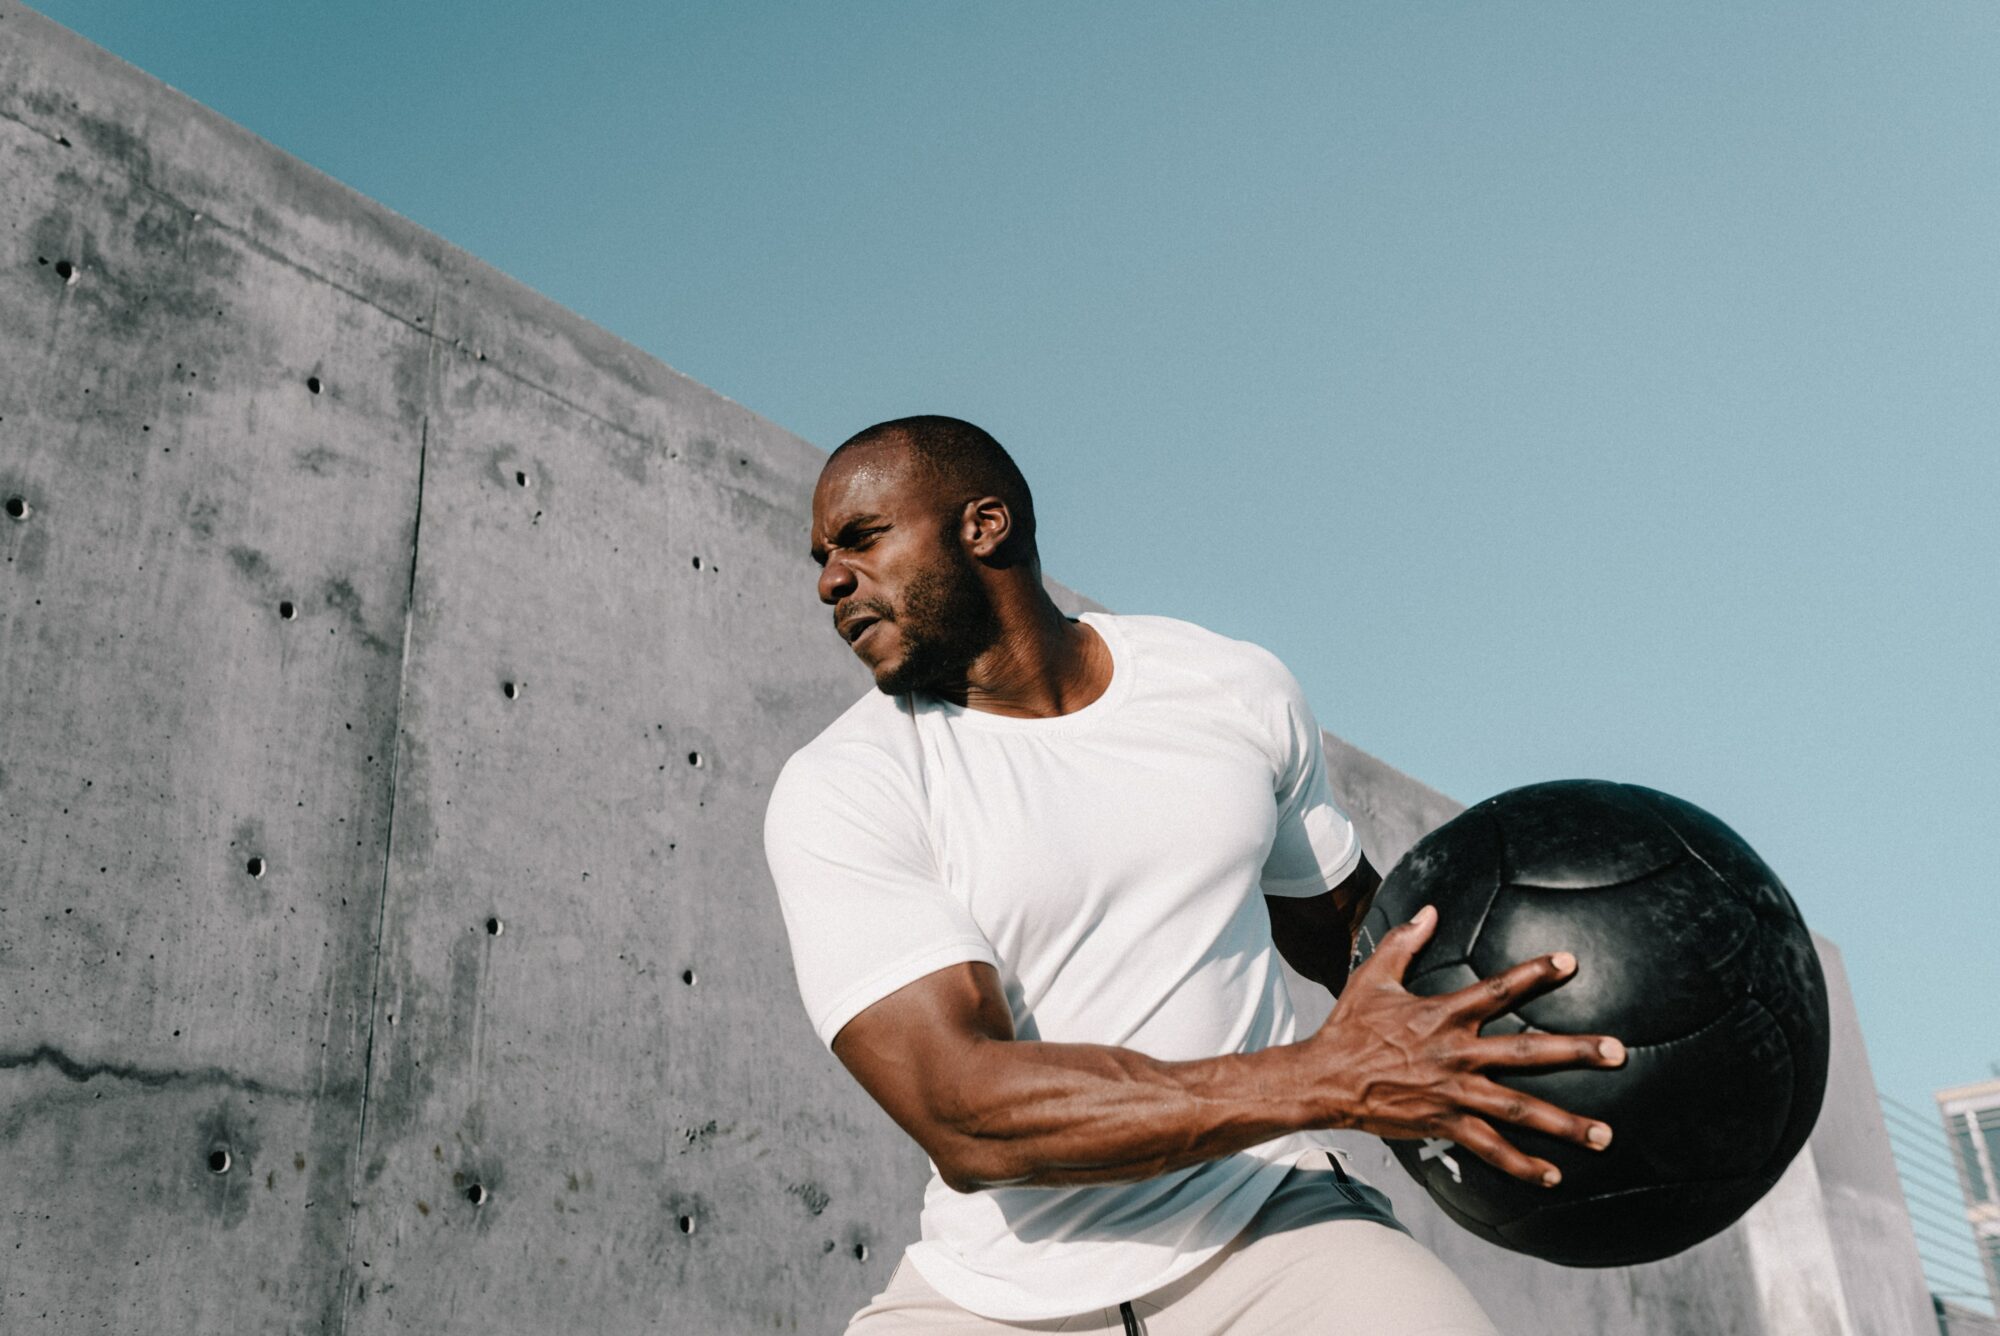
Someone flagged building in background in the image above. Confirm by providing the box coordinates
[1939,1079,2000,1327]
[1886,1077,2000,1335]
[1882,1079,1999,1333]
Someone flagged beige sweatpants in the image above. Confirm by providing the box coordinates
[844,1157,1501,1336]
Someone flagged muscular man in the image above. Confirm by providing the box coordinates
[763,417,1624,1334]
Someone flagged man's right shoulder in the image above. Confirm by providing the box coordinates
[773,689,922,791]
[765,690,930,848]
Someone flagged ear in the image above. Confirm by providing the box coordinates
[959,496,1013,560]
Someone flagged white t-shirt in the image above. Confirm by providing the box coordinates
[762,612,1367,1320]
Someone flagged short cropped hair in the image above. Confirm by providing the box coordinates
[834,415,1037,558]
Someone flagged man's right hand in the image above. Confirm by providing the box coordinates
[1299,904,1627,1187]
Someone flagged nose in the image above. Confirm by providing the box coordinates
[817,554,856,606]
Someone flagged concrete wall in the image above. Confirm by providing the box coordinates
[0,5,1932,1333]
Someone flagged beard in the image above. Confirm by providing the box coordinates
[872,544,1002,697]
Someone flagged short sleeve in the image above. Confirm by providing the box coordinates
[763,748,998,1049]
[1257,662,1362,898]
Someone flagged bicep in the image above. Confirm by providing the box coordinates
[829,960,1015,1177]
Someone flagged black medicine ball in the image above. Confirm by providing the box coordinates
[1351,779,1830,1267]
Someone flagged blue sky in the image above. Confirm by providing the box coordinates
[31,0,1996,1162]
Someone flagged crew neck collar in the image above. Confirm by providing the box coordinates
[917,611,1131,734]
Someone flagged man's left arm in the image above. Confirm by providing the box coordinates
[1266,854,1381,996]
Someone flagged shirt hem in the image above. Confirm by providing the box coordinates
[1259,836,1363,897]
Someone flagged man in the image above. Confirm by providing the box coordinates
[763,417,1624,1334]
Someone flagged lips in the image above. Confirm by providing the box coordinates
[841,613,881,645]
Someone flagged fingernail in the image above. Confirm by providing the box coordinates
[1551,951,1576,974]
[1588,1124,1612,1149]
[1541,1168,1561,1187]
[1412,905,1436,927]
[1600,1038,1626,1064]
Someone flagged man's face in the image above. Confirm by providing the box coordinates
[810,444,1000,695]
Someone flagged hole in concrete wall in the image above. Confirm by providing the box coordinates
[502,681,521,701]
[515,470,530,488]
[687,752,702,768]
[306,376,323,395]
[209,1149,231,1174]
[853,1243,868,1261]
[677,1214,696,1235]
[54,259,76,284]
[4,497,28,521]
[691,556,702,570]
[247,857,267,878]
[466,1183,488,1206]
[279,600,297,620]
[486,916,503,937]
[681,969,696,987]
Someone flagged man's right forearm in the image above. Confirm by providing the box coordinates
[927,1034,1335,1192]
[843,912,1619,1196]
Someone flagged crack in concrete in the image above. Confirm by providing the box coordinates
[0,1042,316,1099]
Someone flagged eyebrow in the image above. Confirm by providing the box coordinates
[810,513,886,564]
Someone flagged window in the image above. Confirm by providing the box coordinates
[1978,1107,2000,1201]
[1953,1113,1992,1203]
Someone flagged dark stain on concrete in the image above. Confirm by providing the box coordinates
[602,432,672,488]
[180,493,222,542]
[28,195,239,347]
[227,544,274,585]
[786,1182,831,1217]
[65,104,156,185]
[356,904,483,1156]
[320,574,396,657]
[358,994,437,1152]
[294,445,347,477]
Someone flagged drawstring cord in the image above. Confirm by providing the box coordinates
[1119,1299,1140,1335]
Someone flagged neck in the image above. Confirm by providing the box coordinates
[946,592,1110,719]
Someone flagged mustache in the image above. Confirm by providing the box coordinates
[835,599,894,641]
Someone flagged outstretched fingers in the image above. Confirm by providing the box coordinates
[1444,1114,1566,1187]
[1449,950,1583,1021]
[1455,1074,1615,1157]
[1472,1028,1627,1072]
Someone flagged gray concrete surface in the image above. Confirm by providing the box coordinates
[0,4,1934,1332]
